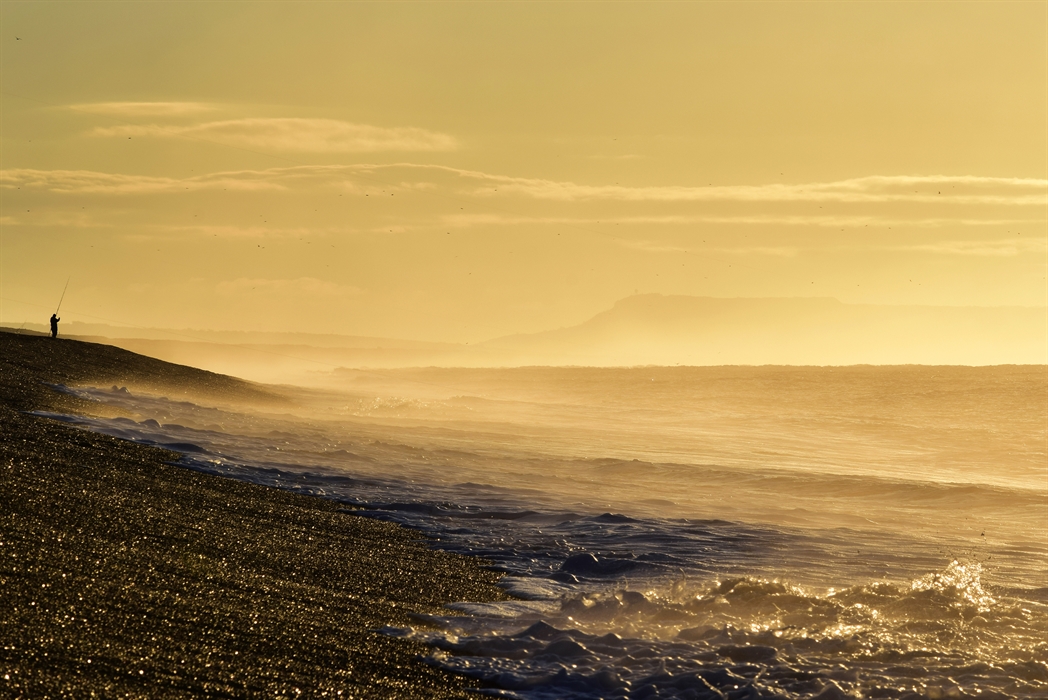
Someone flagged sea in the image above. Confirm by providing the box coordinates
[42,365,1047,699]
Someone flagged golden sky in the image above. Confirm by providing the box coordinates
[1,1,1045,342]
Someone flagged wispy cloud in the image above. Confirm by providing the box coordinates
[93,119,458,153]
[619,240,799,257]
[340,164,1048,205]
[441,213,1044,229]
[0,164,449,195]
[618,238,1045,258]
[886,238,1048,257]
[0,209,110,228]
[6,164,1044,210]
[0,168,294,194]
[215,277,362,297]
[126,224,338,240]
[443,171,1048,206]
[72,101,217,116]
[588,154,644,161]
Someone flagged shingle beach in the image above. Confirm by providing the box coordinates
[0,330,507,698]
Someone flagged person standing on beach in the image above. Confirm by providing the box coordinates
[50,313,60,339]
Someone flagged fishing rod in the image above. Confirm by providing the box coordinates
[55,277,70,315]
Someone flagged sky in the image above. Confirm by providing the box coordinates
[1,1,1045,343]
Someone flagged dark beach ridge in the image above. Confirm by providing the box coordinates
[0,330,508,698]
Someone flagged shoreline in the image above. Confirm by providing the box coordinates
[0,330,508,698]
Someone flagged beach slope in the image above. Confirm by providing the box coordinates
[0,330,506,698]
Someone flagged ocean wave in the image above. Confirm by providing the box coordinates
[411,561,1048,699]
[48,368,1048,699]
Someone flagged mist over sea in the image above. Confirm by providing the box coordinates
[47,365,1047,699]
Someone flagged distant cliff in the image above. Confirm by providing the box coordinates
[480,295,1047,365]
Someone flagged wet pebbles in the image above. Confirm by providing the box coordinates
[0,331,507,698]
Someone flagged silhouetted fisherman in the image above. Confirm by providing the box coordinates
[50,313,60,339]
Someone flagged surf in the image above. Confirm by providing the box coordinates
[42,364,1048,699]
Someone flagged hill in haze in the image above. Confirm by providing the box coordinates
[480,295,1047,366]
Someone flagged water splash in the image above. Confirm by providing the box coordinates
[411,562,1047,698]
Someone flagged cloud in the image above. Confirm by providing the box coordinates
[0,164,415,195]
[93,119,458,153]
[336,164,1048,205]
[0,211,105,228]
[6,163,1044,212]
[124,224,337,240]
[617,237,1046,258]
[588,153,644,161]
[886,238,1048,257]
[440,213,1044,229]
[444,171,1048,206]
[215,277,362,297]
[0,168,294,194]
[72,101,217,116]
[619,239,799,256]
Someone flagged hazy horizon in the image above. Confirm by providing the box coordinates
[4,291,1044,385]
[9,291,1048,341]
